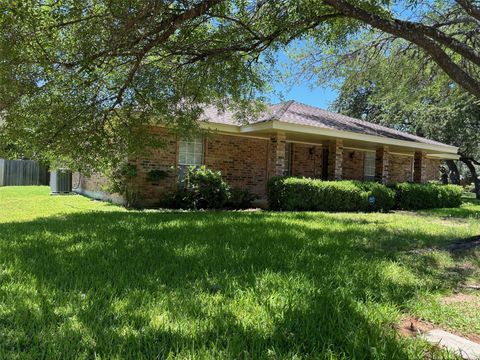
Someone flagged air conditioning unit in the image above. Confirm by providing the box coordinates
[50,169,72,194]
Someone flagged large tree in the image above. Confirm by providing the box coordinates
[1,0,479,170]
[312,37,480,197]
[0,0,295,171]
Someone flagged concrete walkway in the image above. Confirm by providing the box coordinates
[424,329,480,359]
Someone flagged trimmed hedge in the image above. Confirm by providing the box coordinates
[355,181,396,212]
[392,182,463,210]
[267,177,394,212]
[267,177,463,212]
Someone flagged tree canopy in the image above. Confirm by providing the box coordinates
[306,35,480,195]
[1,0,479,171]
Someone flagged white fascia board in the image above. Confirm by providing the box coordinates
[240,122,272,133]
[240,121,459,154]
[427,153,460,160]
[199,122,241,133]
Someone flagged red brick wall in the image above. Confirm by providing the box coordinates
[129,127,178,206]
[72,172,125,204]
[267,133,286,178]
[343,150,365,180]
[75,130,270,204]
[73,127,179,206]
[290,144,323,178]
[205,134,269,196]
[389,154,413,183]
[425,158,441,181]
[328,140,343,180]
[75,125,443,205]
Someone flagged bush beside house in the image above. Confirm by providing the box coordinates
[163,166,257,210]
[392,182,463,210]
[158,168,463,211]
[355,181,396,212]
[267,176,463,212]
[267,177,394,212]
[162,166,230,209]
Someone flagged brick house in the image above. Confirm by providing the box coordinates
[73,101,459,206]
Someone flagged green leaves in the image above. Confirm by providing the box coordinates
[2,0,479,173]
[1,1,281,171]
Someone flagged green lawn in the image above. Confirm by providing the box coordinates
[0,186,479,359]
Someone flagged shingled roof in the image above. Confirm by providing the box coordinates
[201,100,448,147]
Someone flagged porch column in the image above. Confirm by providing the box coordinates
[413,151,427,183]
[327,139,343,180]
[268,132,287,178]
[375,145,389,184]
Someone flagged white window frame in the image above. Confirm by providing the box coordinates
[363,151,376,181]
[178,136,204,166]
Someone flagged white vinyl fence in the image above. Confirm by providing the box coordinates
[0,159,48,186]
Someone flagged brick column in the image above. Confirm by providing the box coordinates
[268,133,287,178]
[413,151,427,183]
[375,145,389,184]
[327,139,343,180]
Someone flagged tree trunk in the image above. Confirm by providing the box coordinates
[460,157,480,199]
[446,160,460,184]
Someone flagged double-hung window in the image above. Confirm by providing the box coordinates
[363,152,376,181]
[178,136,204,166]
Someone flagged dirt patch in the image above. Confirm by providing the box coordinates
[397,316,480,344]
[397,317,434,338]
[440,293,479,305]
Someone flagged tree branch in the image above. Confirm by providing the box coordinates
[323,0,480,98]
[456,0,480,21]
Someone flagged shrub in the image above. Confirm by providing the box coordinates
[165,166,230,209]
[267,177,375,212]
[355,181,395,212]
[225,187,257,209]
[392,183,463,210]
[268,177,462,212]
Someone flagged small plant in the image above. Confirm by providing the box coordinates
[146,169,169,183]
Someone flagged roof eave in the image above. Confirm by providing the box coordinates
[426,153,460,160]
[199,121,241,133]
[241,120,459,155]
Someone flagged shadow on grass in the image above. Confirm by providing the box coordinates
[0,211,469,358]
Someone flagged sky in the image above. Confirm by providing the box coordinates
[266,74,338,110]
[261,2,420,110]
[263,49,338,110]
